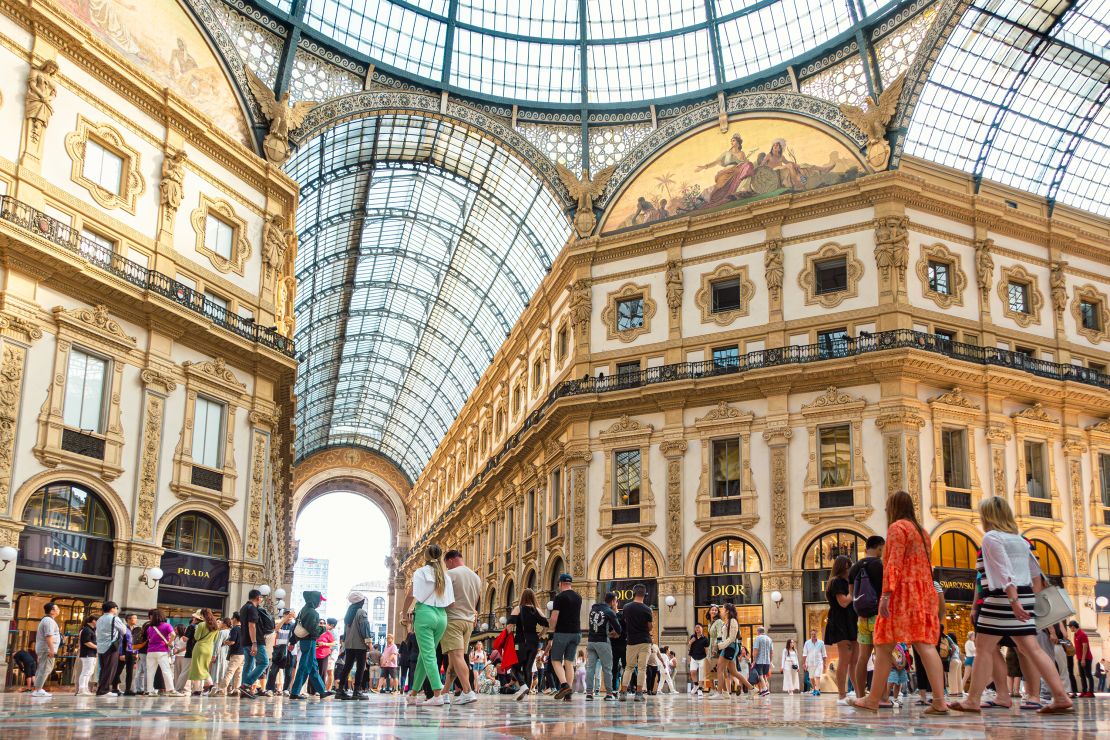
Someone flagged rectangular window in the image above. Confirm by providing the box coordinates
[204,214,234,259]
[79,228,115,260]
[817,328,849,357]
[934,328,955,342]
[1007,281,1030,314]
[557,326,568,360]
[1080,300,1101,331]
[1089,361,1107,375]
[205,292,229,320]
[712,438,741,498]
[927,260,951,294]
[129,249,150,270]
[712,345,739,369]
[616,360,640,378]
[1023,440,1047,499]
[711,278,742,312]
[942,428,969,489]
[525,489,535,534]
[192,396,225,469]
[532,359,542,389]
[82,139,123,194]
[1014,345,1035,359]
[616,297,644,331]
[550,468,562,519]
[512,385,521,414]
[1100,453,1110,507]
[818,425,852,489]
[63,349,107,432]
[505,506,514,549]
[614,449,641,507]
[814,257,847,294]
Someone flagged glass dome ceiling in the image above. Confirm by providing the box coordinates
[262,0,893,106]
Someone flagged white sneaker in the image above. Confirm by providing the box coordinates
[455,691,478,705]
[102,692,119,698]
[422,696,445,707]
[836,697,851,706]
[31,689,51,698]
[706,691,720,700]
[442,694,451,705]
[514,684,530,701]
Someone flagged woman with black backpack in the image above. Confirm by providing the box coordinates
[824,555,858,704]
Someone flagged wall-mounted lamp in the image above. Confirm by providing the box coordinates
[664,595,677,612]
[1096,596,1109,612]
[480,623,490,632]
[139,566,164,589]
[275,599,285,610]
[771,591,783,608]
[274,588,287,601]
[259,584,272,597]
[499,616,507,626]
[547,601,554,611]
[0,545,17,572]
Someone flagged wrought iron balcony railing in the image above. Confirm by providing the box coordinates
[0,195,294,356]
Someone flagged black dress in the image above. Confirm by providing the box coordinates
[823,577,858,643]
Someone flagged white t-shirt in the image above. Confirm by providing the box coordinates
[803,638,826,667]
[964,639,976,658]
[413,564,455,607]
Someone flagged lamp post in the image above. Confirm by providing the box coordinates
[664,595,676,612]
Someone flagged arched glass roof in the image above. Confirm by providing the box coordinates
[902,0,1109,216]
[263,0,894,106]
[289,114,570,477]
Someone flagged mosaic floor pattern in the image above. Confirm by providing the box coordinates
[0,691,1103,738]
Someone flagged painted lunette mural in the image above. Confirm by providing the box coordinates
[602,118,866,234]
[55,0,251,145]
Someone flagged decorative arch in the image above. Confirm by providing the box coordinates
[11,469,130,545]
[154,500,244,562]
[1023,529,1075,577]
[791,521,874,571]
[588,535,665,583]
[522,568,537,593]
[685,528,770,577]
[929,519,984,545]
[502,577,516,610]
[544,553,566,595]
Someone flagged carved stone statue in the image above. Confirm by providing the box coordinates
[245,70,315,165]
[263,213,294,278]
[567,278,592,336]
[874,216,909,283]
[25,59,59,144]
[838,73,905,170]
[1050,260,1068,316]
[555,163,617,238]
[974,238,994,298]
[764,239,784,299]
[159,149,187,212]
[665,260,683,318]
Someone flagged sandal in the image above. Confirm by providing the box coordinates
[947,703,980,714]
[924,706,950,715]
[1036,704,1074,715]
[1020,701,1043,710]
[848,698,878,712]
[980,700,1010,709]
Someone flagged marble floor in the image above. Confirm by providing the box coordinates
[0,690,1103,739]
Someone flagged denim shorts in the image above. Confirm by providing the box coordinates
[754,663,771,677]
[550,632,580,663]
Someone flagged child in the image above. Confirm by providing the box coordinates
[573,650,586,694]
[888,643,909,707]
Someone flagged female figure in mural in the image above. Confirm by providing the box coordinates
[697,134,756,206]
[758,139,807,190]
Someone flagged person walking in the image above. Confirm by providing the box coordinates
[508,588,549,701]
[144,609,182,696]
[237,589,272,699]
[95,601,127,697]
[113,614,138,695]
[848,535,885,699]
[948,496,1072,715]
[398,630,417,692]
[186,608,220,695]
[704,605,722,695]
[1070,620,1094,697]
[216,614,244,695]
[849,491,948,715]
[288,591,333,700]
[442,549,481,704]
[76,615,98,695]
[335,592,371,700]
[378,634,399,693]
[266,610,296,695]
[824,555,858,704]
[174,617,198,693]
[802,629,826,696]
[781,638,800,694]
[752,626,774,697]
[31,602,61,697]
[548,573,583,701]
[658,646,678,694]
[586,591,621,701]
[618,584,654,703]
[401,543,455,707]
[687,623,709,696]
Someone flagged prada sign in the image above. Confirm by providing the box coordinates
[934,567,976,604]
[694,574,762,606]
[18,528,113,577]
[600,579,658,609]
[159,551,229,593]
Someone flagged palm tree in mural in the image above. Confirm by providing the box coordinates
[654,172,676,200]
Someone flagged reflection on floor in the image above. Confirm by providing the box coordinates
[0,691,1104,738]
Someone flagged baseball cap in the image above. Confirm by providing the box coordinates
[558,573,573,583]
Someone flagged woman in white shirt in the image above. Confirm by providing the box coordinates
[780,638,800,694]
[948,496,1072,715]
[401,544,455,707]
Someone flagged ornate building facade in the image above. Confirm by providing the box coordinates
[0,0,297,678]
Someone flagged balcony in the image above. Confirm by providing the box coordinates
[0,195,294,356]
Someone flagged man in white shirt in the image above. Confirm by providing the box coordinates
[802,629,827,696]
[33,602,61,697]
[442,549,481,704]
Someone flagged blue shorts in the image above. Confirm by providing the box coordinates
[888,668,908,685]
[755,663,770,677]
[721,643,739,661]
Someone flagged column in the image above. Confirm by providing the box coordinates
[874,409,926,512]
[565,450,592,580]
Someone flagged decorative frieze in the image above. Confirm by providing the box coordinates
[660,439,687,574]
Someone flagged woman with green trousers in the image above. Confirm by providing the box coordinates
[402,543,455,707]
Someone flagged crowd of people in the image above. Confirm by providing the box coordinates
[18,493,1106,713]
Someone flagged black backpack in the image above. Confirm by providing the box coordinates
[257,607,275,637]
[853,562,880,618]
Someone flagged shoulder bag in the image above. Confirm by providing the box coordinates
[1033,584,1075,630]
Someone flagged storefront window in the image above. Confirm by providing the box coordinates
[800,530,867,640]
[931,531,979,644]
[597,543,659,609]
[694,537,763,650]
[159,512,231,617]
[162,512,227,558]
[1031,539,1064,586]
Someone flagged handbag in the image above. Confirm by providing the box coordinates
[1033,585,1075,630]
[293,623,309,639]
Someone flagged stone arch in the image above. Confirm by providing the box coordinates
[501,576,516,610]
[588,535,666,582]
[12,469,131,543]
[685,527,771,576]
[1091,536,1110,576]
[543,551,566,595]
[522,567,538,593]
[154,500,243,562]
[929,519,983,545]
[1021,527,1076,577]
[791,521,875,571]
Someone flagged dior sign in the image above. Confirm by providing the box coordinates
[600,579,658,610]
[694,574,762,606]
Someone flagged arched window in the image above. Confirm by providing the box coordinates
[932,532,978,570]
[504,580,515,610]
[1095,548,1110,582]
[695,537,762,575]
[372,597,386,621]
[548,557,564,593]
[801,530,867,571]
[162,512,228,558]
[1031,539,1063,577]
[598,544,658,581]
[524,569,536,592]
[22,482,112,538]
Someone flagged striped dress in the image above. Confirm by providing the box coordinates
[973,531,1039,637]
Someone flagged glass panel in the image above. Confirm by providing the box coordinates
[1024,440,1047,498]
[814,258,847,294]
[928,261,951,294]
[1080,301,1101,330]
[1096,548,1110,582]
[712,279,742,312]
[616,298,644,330]
[64,349,107,432]
[818,425,851,488]
[178,514,196,552]
[162,519,178,549]
[1032,539,1062,576]
[614,449,641,505]
[1008,282,1029,313]
[192,397,225,469]
[614,546,628,579]
[83,139,123,194]
[205,216,234,260]
[1101,453,1110,507]
[46,485,75,531]
[195,516,211,556]
[712,346,739,369]
[942,428,969,489]
[712,438,741,497]
[21,491,44,526]
[90,503,110,538]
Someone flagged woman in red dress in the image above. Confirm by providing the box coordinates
[851,491,949,714]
